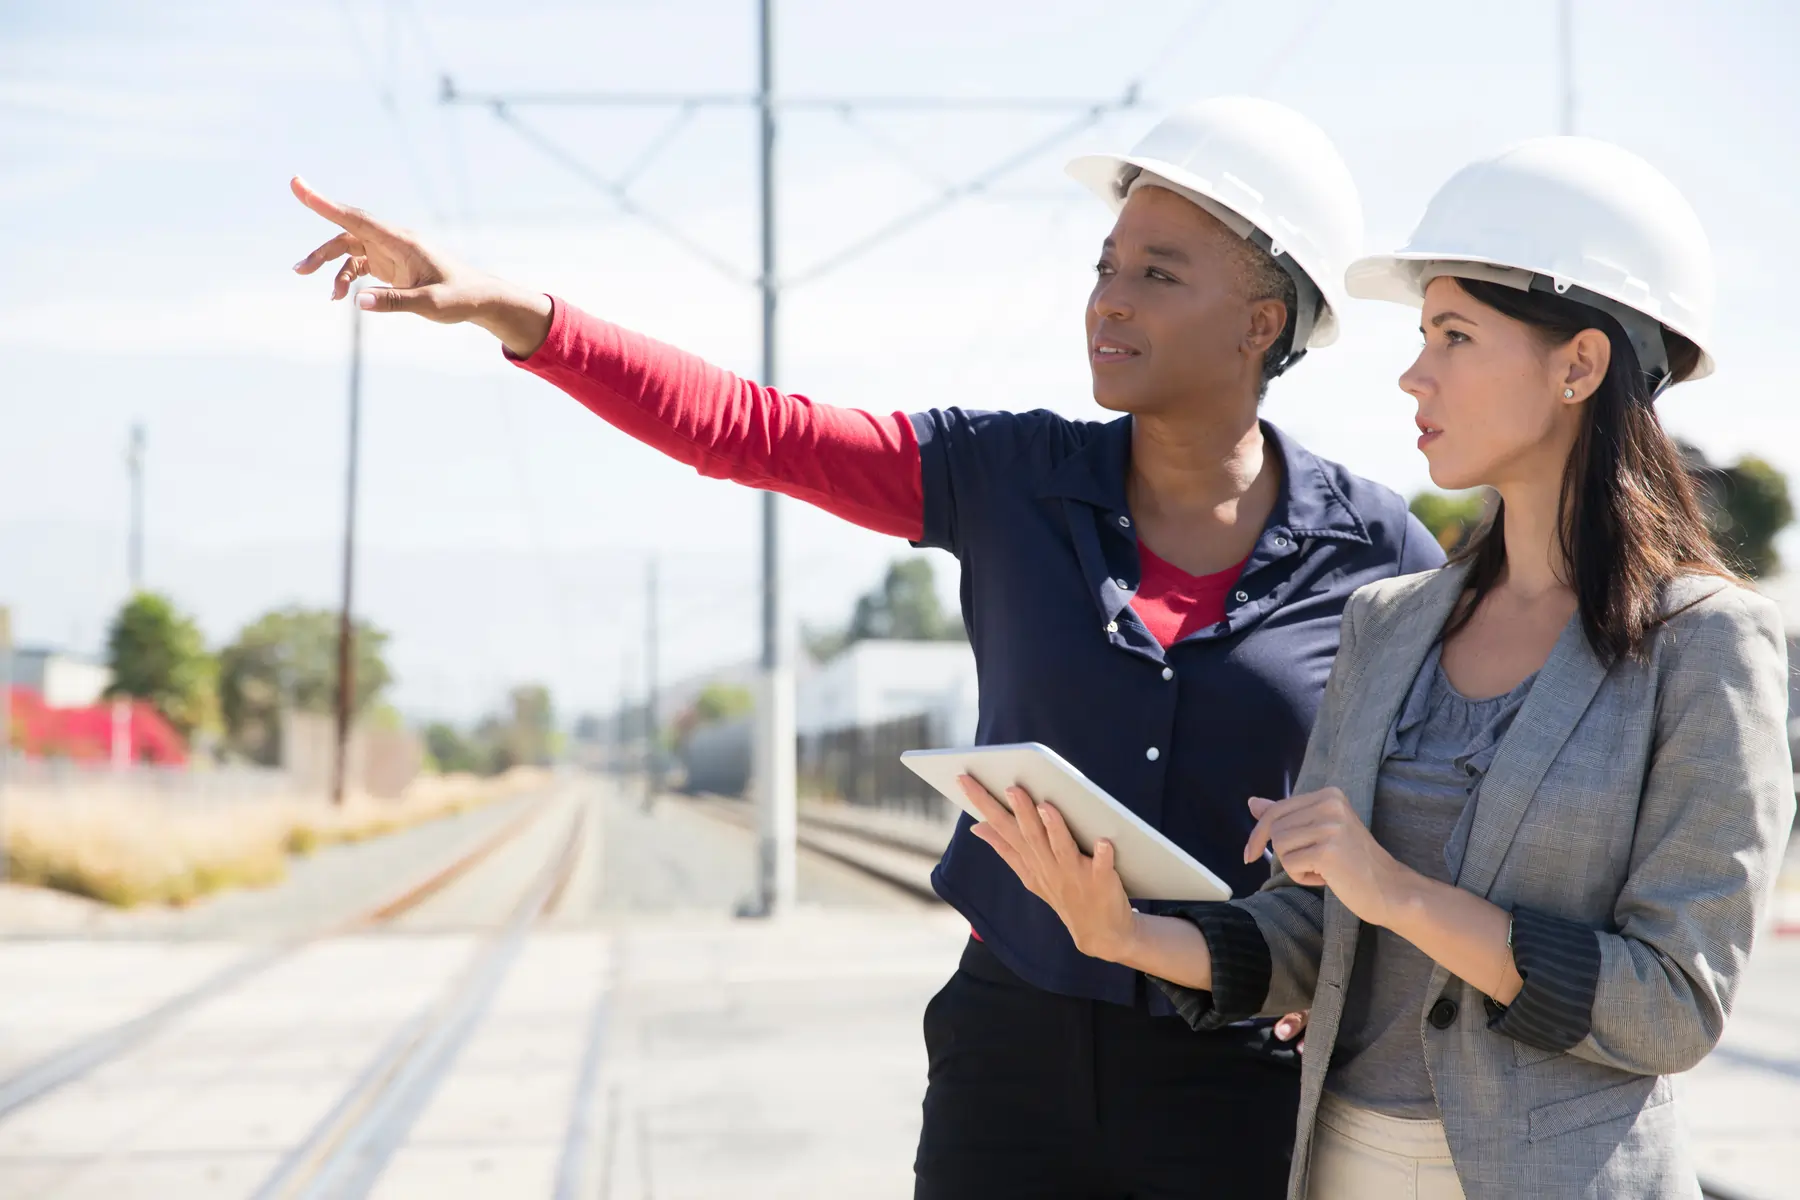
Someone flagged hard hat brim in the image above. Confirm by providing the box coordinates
[1067,152,1342,348]
[1345,251,1715,381]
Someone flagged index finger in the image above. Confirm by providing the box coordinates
[1243,800,1283,864]
[959,776,1024,849]
[290,175,390,239]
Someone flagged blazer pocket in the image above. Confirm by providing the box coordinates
[1527,1073,1672,1144]
[1514,1038,1564,1068]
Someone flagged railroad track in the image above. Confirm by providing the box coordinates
[251,802,589,1199]
[0,789,562,1124]
[683,796,947,903]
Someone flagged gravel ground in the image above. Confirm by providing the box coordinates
[580,785,932,918]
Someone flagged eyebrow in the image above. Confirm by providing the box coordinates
[1429,311,1477,327]
[1099,237,1190,265]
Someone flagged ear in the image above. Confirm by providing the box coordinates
[1559,327,1613,403]
[1245,297,1288,362]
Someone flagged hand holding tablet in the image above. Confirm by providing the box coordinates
[901,743,1233,903]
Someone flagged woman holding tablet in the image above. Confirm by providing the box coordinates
[963,137,1794,1199]
[292,97,1441,1199]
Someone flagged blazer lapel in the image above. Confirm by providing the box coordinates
[1453,613,1610,898]
[1334,565,1470,825]
[1320,564,1467,979]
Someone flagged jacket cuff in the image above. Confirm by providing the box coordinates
[1488,905,1602,1052]
[1150,901,1272,1031]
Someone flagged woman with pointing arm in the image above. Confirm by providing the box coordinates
[292,97,1443,1199]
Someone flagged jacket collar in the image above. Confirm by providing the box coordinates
[1035,416,1372,546]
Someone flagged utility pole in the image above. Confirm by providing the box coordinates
[443,6,1133,917]
[127,423,145,593]
[617,647,634,782]
[331,285,364,806]
[1558,0,1576,135]
[753,0,797,915]
[644,556,661,810]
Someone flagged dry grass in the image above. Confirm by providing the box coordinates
[1,768,549,908]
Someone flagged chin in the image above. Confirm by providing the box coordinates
[1090,386,1139,415]
[1425,458,1483,492]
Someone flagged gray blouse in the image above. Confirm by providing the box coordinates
[1323,644,1537,1118]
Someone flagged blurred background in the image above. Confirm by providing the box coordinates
[1,2,1797,1198]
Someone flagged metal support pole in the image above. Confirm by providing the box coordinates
[644,557,660,809]
[754,0,798,918]
[127,424,145,593]
[1558,0,1576,135]
[331,289,363,806]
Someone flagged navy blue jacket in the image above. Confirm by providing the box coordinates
[911,409,1445,1012]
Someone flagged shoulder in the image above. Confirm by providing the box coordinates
[1347,565,1458,631]
[1655,574,1787,665]
[911,406,1095,464]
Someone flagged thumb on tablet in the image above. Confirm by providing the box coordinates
[1093,839,1116,875]
[1246,796,1276,818]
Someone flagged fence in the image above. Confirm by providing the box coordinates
[0,752,300,808]
[798,712,947,820]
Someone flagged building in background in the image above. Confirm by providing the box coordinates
[4,687,186,765]
[796,640,977,745]
[6,646,112,708]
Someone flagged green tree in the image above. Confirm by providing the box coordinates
[1712,456,1793,578]
[423,721,484,774]
[105,592,217,740]
[805,557,964,659]
[218,607,393,766]
[692,682,754,725]
[1408,490,1489,555]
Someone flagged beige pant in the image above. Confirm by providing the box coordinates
[1307,1092,1466,1200]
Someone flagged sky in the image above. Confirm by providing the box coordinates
[2,0,1797,724]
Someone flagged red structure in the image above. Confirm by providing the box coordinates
[4,687,187,765]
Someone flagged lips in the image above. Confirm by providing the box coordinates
[1416,416,1442,450]
[1091,337,1141,364]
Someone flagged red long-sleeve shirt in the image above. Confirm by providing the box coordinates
[510,298,1243,644]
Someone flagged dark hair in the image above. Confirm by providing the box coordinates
[1441,278,1730,662]
[1237,241,1301,401]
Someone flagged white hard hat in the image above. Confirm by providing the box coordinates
[1067,96,1365,358]
[1346,136,1716,387]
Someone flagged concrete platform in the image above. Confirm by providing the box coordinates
[0,781,1792,1198]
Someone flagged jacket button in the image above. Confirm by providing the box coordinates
[1161,667,1174,681]
[1233,590,1250,603]
[1105,621,1119,634]
[1145,747,1160,762]
[1428,998,1459,1030]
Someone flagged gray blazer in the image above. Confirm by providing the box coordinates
[1237,564,1794,1199]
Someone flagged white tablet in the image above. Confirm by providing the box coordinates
[900,742,1233,903]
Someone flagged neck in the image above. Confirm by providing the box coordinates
[1494,472,1572,598]
[1127,396,1267,515]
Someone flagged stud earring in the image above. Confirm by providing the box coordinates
[1563,387,1575,398]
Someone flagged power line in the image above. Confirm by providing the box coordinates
[483,104,756,285]
[433,4,1151,918]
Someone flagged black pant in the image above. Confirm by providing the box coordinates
[914,938,1300,1200]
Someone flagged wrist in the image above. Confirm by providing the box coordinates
[472,282,555,358]
[1083,910,1146,969]
[1375,860,1429,931]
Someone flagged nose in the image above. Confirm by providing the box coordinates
[1091,276,1132,324]
[1399,349,1432,402]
